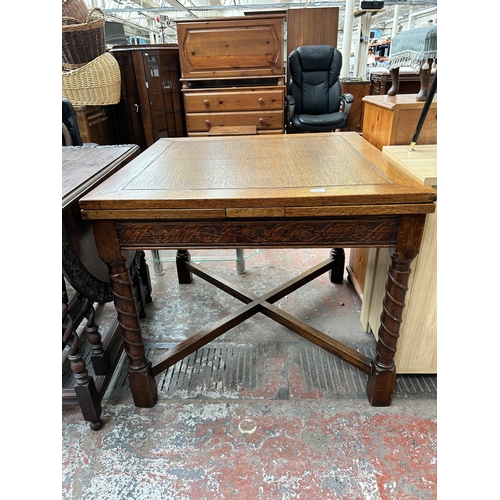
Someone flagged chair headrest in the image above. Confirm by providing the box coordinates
[295,45,336,71]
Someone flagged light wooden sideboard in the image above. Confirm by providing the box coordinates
[361,94,437,151]
[176,15,286,136]
[360,145,437,373]
[347,93,437,298]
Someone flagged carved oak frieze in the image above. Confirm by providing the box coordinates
[116,218,400,248]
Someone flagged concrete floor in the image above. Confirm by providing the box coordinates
[62,248,437,499]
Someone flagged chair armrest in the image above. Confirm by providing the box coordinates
[285,95,295,121]
[340,93,354,117]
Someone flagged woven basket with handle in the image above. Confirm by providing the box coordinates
[62,0,88,23]
[62,8,105,70]
[62,52,121,106]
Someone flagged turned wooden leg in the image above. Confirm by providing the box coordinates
[366,253,412,405]
[329,248,345,284]
[366,214,426,406]
[137,250,153,303]
[176,249,193,284]
[387,68,400,96]
[416,59,433,101]
[129,250,153,319]
[79,293,110,376]
[62,279,103,430]
[108,257,157,407]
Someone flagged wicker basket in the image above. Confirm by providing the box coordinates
[62,52,121,106]
[62,8,105,70]
[62,0,88,22]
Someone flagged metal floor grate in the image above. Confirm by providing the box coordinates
[105,342,437,401]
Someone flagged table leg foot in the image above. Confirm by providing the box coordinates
[74,380,103,428]
[90,419,104,431]
[329,248,345,284]
[176,250,193,284]
[366,363,396,406]
[129,363,158,407]
[90,351,111,376]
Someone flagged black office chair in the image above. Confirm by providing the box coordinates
[286,45,354,132]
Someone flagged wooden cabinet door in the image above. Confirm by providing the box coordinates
[141,49,186,144]
[112,50,146,150]
[286,7,340,87]
[177,15,285,79]
[286,7,339,55]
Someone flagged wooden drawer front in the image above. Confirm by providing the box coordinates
[177,15,284,79]
[186,110,284,132]
[189,129,283,136]
[184,88,284,113]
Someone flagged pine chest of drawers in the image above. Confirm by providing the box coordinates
[183,85,284,135]
[176,15,286,136]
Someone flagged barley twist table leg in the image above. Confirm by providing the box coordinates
[366,253,413,406]
[108,257,157,407]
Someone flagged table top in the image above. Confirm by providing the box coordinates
[362,94,437,111]
[80,132,436,221]
[62,145,139,209]
[382,145,437,187]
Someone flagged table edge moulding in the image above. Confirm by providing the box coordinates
[79,132,436,416]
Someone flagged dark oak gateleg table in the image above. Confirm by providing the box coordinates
[80,132,436,409]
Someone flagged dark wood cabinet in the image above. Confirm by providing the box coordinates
[341,80,371,133]
[286,7,339,57]
[110,45,186,150]
[73,105,122,145]
[369,69,436,96]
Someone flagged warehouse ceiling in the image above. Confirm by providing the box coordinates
[83,0,437,44]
